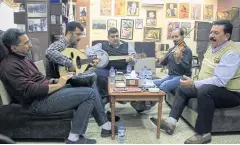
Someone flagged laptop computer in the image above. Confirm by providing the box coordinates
[134,57,156,75]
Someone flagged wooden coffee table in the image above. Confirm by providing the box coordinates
[108,79,165,140]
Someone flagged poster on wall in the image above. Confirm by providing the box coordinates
[126,1,139,16]
[143,27,162,42]
[80,7,87,16]
[107,19,117,30]
[216,10,232,20]
[28,18,47,32]
[19,3,25,12]
[27,4,47,17]
[92,20,107,30]
[120,19,134,40]
[146,10,157,27]
[181,22,191,38]
[203,4,214,21]
[191,4,202,20]
[100,0,112,16]
[179,3,189,19]
[115,0,126,16]
[135,19,143,29]
[166,3,178,18]
[167,22,180,39]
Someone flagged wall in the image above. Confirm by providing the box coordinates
[0,2,18,31]
[217,0,240,11]
[89,0,218,55]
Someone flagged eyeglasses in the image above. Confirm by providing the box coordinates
[17,40,32,46]
[110,35,119,38]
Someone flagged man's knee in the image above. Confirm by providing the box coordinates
[175,85,191,96]
[197,84,217,98]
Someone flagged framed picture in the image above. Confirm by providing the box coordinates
[143,27,162,42]
[146,10,157,27]
[191,4,202,20]
[27,4,47,17]
[126,1,139,16]
[92,20,106,29]
[167,22,180,39]
[181,22,191,38]
[100,0,112,16]
[166,3,178,18]
[217,10,232,20]
[28,18,47,32]
[79,16,87,27]
[179,3,189,19]
[135,19,143,29]
[120,19,134,40]
[80,7,87,16]
[203,4,214,21]
[107,19,117,30]
[115,0,125,16]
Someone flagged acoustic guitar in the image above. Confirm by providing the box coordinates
[59,48,146,75]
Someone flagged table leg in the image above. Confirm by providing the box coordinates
[157,100,162,139]
[111,96,116,140]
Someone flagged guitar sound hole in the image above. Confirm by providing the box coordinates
[76,56,81,69]
[71,52,74,59]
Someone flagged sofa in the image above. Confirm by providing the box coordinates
[165,42,240,133]
[0,38,73,140]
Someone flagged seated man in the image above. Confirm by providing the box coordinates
[45,21,119,121]
[154,28,192,95]
[151,20,240,144]
[0,28,116,144]
[86,28,154,112]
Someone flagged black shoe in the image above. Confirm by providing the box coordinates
[66,136,96,144]
[107,111,120,122]
[101,125,118,137]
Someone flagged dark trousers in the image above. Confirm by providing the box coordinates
[170,84,240,134]
[29,86,108,135]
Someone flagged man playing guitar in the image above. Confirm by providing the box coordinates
[45,21,119,122]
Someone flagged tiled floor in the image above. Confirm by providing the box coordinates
[17,69,240,144]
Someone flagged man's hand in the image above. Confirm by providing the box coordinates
[173,49,183,59]
[126,56,133,62]
[90,56,100,66]
[180,75,194,86]
[57,73,74,87]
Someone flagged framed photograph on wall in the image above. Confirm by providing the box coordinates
[146,10,157,27]
[191,4,202,20]
[126,1,139,16]
[167,22,180,39]
[166,3,178,18]
[179,3,189,19]
[181,22,191,38]
[27,3,47,17]
[135,19,143,29]
[120,19,134,40]
[107,19,117,30]
[28,18,47,32]
[203,4,214,21]
[92,20,106,29]
[143,27,162,42]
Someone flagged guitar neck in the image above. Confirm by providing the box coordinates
[109,55,130,61]
[81,58,94,64]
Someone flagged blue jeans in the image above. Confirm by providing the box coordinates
[29,86,108,135]
[154,75,182,93]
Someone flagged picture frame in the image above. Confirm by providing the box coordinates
[181,22,191,38]
[92,20,106,30]
[166,3,178,18]
[107,19,117,30]
[191,4,202,20]
[27,3,47,17]
[143,27,162,42]
[179,3,189,19]
[167,22,180,39]
[135,19,143,29]
[203,4,214,21]
[126,1,139,16]
[146,10,157,27]
[120,19,134,40]
[28,18,47,32]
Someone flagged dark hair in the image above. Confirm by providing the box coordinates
[172,28,185,36]
[108,27,119,36]
[2,28,25,52]
[65,21,84,35]
[212,20,233,40]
